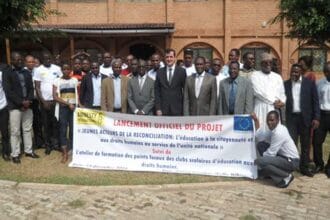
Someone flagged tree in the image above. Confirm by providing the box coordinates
[273,0,330,45]
[0,0,60,38]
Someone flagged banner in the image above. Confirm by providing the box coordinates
[70,108,258,179]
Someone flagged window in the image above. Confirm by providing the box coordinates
[299,48,327,72]
[241,45,270,71]
[187,48,213,61]
[59,0,106,2]
[116,0,164,2]
[174,0,207,2]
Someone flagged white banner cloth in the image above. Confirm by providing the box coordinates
[70,108,258,179]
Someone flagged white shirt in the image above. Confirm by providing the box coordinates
[92,74,102,107]
[147,69,157,81]
[251,71,286,131]
[183,64,196,77]
[215,71,228,98]
[256,124,299,159]
[317,77,330,111]
[195,72,205,98]
[34,64,62,101]
[292,77,302,113]
[138,74,147,90]
[0,71,7,110]
[100,64,113,77]
[112,75,121,109]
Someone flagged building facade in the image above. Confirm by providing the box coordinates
[2,0,329,78]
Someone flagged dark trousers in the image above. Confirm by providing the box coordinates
[256,142,300,184]
[287,113,310,169]
[32,99,44,147]
[40,103,59,149]
[0,107,10,156]
[59,106,74,150]
[313,111,330,167]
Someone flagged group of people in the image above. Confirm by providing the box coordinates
[0,47,329,188]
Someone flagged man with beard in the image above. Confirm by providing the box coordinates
[251,53,286,133]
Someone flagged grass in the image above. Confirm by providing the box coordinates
[0,135,329,186]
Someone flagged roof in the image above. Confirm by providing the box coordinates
[33,23,175,35]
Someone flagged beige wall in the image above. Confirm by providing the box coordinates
[33,0,328,79]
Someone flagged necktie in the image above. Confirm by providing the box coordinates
[168,68,172,84]
[229,81,236,114]
[139,77,143,90]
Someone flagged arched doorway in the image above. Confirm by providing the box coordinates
[129,43,156,60]
[240,42,280,72]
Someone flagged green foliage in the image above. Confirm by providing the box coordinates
[273,0,330,45]
[0,0,62,38]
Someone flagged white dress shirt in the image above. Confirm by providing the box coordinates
[92,74,102,107]
[317,77,330,111]
[215,71,228,98]
[112,75,121,109]
[291,77,302,113]
[138,74,147,90]
[195,72,205,98]
[256,124,300,159]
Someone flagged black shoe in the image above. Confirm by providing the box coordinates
[25,152,40,159]
[45,147,52,155]
[301,168,314,177]
[325,165,330,178]
[12,157,21,164]
[313,165,324,174]
[277,175,294,188]
[2,154,11,162]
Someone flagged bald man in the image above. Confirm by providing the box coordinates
[101,58,129,113]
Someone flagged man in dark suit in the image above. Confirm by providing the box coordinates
[0,63,10,161]
[284,64,320,177]
[155,48,186,116]
[218,61,254,115]
[80,62,107,110]
[3,52,39,164]
[128,59,155,115]
[184,56,217,116]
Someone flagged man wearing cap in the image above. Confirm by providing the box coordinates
[251,53,286,134]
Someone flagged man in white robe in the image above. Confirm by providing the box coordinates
[251,53,286,134]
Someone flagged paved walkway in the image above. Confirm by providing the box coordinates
[0,174,329,220]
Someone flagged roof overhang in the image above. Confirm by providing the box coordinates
[33,23,175,35]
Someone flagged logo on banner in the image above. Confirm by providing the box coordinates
[233,116,253,131]
[76,109,104,126]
